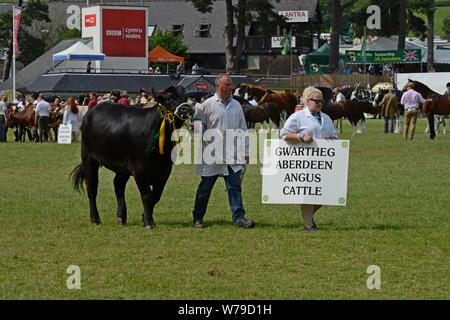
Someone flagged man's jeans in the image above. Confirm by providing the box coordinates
[383,117,394,133]
[0,115,6,142]
[193,166,245,223]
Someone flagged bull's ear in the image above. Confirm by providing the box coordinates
[152,87,163,103]
[175,85,186,99]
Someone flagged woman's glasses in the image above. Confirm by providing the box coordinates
[308,98,323,105]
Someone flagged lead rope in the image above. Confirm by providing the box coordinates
[156,105,180,155]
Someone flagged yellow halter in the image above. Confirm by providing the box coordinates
[156,105,178,155]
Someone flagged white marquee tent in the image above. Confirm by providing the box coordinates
[52,41,105,70]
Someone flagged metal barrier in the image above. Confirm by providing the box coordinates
[291,74,391,89]
[51,68,152,74]
[250,74,391,93]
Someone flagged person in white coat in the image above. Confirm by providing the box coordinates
[63,96,82,142]
[280,87,338,232]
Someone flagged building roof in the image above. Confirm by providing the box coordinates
[26,73,173,94]
[0,38,89,94]
[176,75,216,92]
[147,0,320,54]
[0,1,320,56]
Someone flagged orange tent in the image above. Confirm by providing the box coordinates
[148,45,184,63]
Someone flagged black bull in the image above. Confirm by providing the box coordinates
[71,86,193,228]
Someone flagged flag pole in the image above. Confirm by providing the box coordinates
[290,33,293,76]
[363,27,368,87]
[12,5,16,98]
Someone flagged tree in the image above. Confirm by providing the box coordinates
[425,0,435,71]
[148,29,188,57]
[329,0,358,73]
[189,0,283,73]
[442,17,450,40]
[410,0,435,70]
[0,0,50,81]
[398,0,407,50]
[57,26,81,43]
[148,29,189,73]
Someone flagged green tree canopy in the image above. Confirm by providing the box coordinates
[189,0,283,73]
[1,0,50,81]
[148,29,189,72]
[148,29,188,57]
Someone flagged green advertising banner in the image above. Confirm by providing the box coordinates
[345,49,422,64]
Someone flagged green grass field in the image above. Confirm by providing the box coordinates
[0,118,449,299]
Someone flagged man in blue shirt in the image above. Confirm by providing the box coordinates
[192,74,255,228]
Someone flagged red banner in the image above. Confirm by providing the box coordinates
[195,83,209,91]
[13,7,22,53]
[84,14,96,27]
[102,9,146,57]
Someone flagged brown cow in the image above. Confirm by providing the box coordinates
[7,103,62,142]
[6,103,37,142]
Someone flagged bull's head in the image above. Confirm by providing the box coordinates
[153,85,194,120]
[174,101,194,120]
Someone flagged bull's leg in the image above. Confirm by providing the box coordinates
[25,128,32,142]
[146,175,171,224]
[48,129,54,142]
[13,125,19,142]
[86,158,101,224]
[114,173,130,225]
[427,113,436,139]
[134,175,155,229]
[362,119,368,133]
[356,120,363,134]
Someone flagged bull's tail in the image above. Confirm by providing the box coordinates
[71,163,86,193]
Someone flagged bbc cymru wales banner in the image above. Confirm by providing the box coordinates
[102,8,146,57]
[261,139,349,206]
[345,49,422,64]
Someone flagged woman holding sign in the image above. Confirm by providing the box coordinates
[280,87,338,232]
[63,97,82,143]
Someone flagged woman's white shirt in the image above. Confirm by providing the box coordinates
[280,107,338,139]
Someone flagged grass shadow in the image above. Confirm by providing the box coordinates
[328,223,415,232]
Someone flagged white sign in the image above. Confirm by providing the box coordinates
[261,139,350,206]
[271,36,296,48]
[396,72,450,95]
[278,11,309,23]
[58,124,72,144]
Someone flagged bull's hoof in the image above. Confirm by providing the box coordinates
[145,224,156,229]
[91,218,101,225]
[117,217,127,225]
